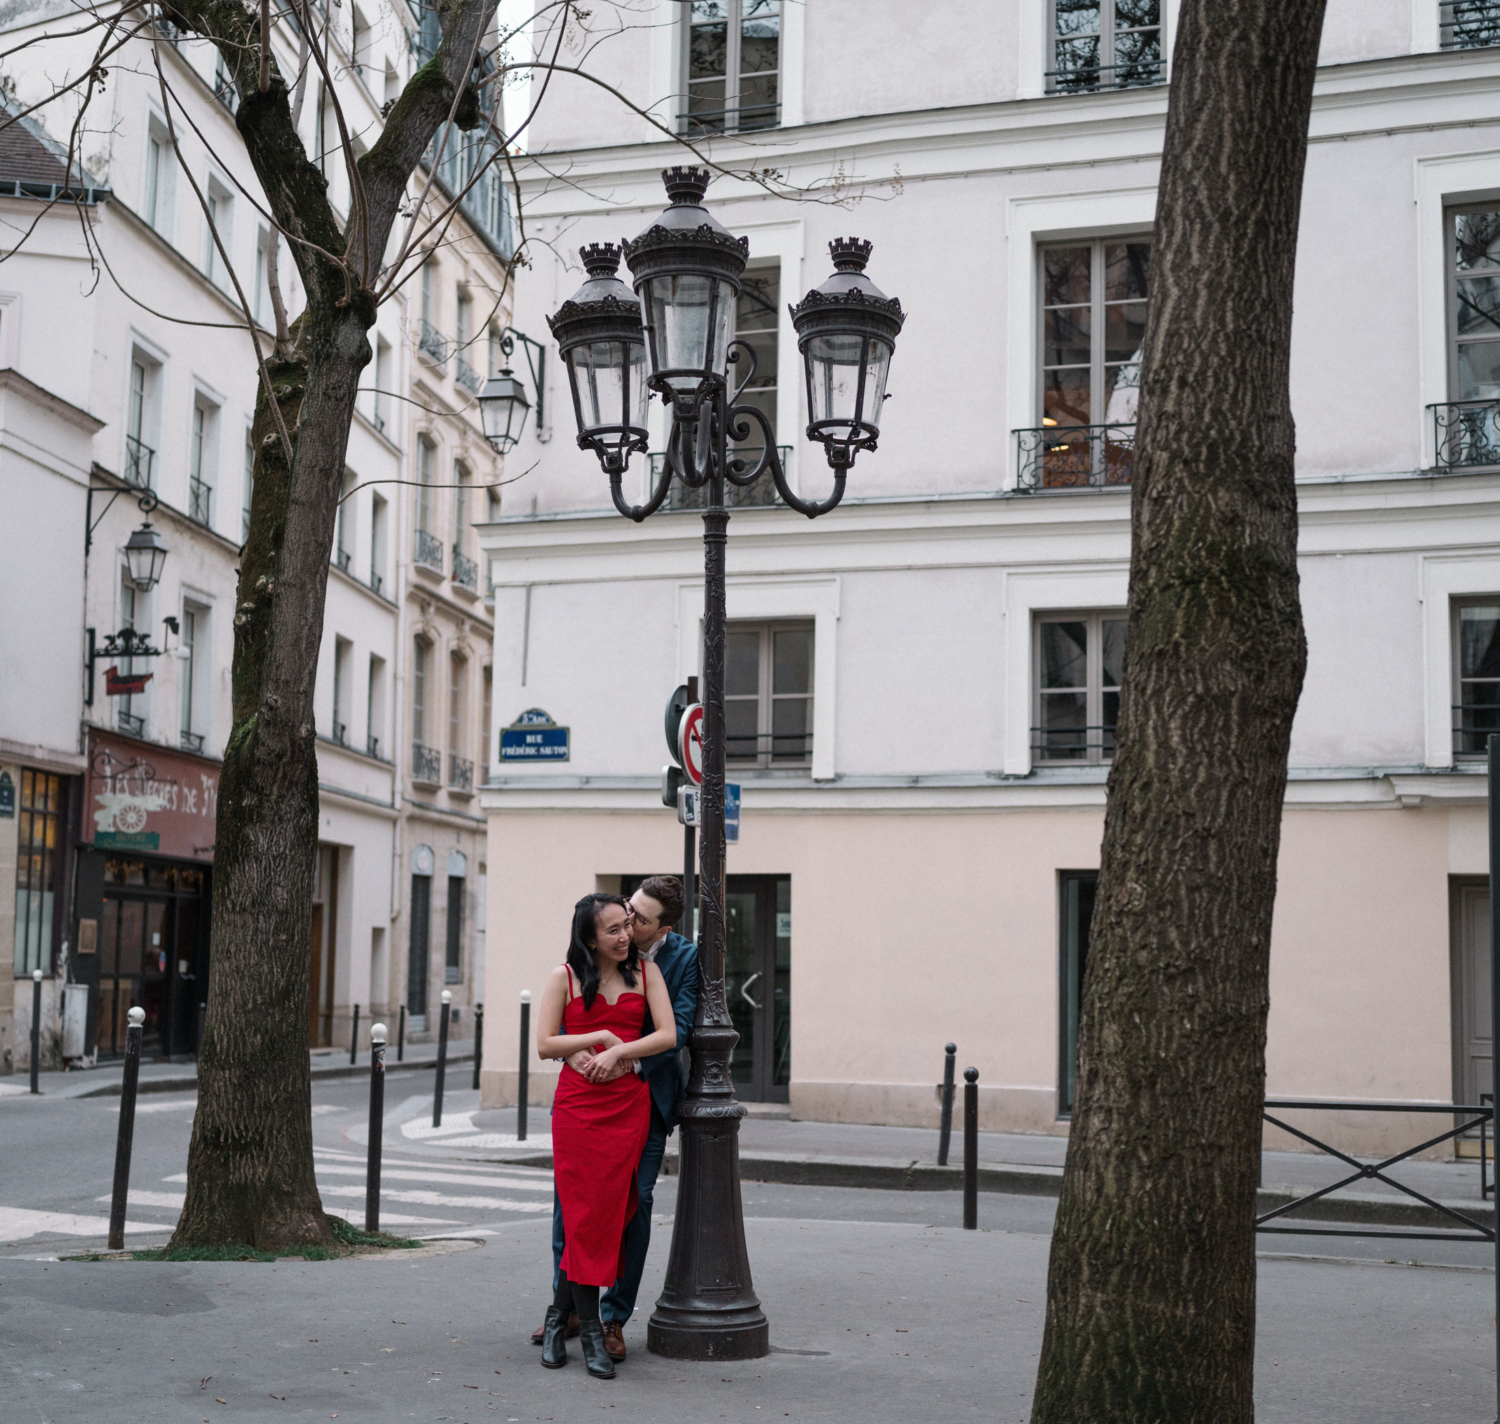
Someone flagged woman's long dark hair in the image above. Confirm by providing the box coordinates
[567,893,639,1010]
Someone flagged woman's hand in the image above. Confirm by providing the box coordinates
[583,1044,630,1082]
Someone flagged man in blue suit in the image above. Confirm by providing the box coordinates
[530,875,699,1362]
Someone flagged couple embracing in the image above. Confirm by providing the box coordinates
[531,876,698,1380]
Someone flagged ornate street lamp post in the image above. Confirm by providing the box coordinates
[548,167,905,1361]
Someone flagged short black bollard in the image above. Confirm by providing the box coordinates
[366,1021,387,1234]
[197,1001,207,1058]
[937,1042,957,1166]
[517,990,531,1142]
[432,989,452,1128]
[962,1067,979,1230]
[29,969,42,1094]
[397,1004,406,1062]
[472,1003,484,1092]
[350,1004,360,1067]
[108,1006,146,1251]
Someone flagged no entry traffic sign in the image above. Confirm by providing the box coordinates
[679,703,704,785]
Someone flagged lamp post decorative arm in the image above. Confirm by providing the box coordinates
[495,327,547,431]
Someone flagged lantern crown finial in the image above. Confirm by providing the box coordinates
[663,166,711,206]
[829,237,873,273]
[581,241,623,279]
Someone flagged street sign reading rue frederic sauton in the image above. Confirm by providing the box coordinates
[499,708,570,763]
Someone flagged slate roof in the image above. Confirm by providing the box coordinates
[0,101,109,202]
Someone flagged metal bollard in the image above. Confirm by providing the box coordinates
[432,989,452,1127]
[365,1022,387,1234]
[517,990,531,1142]
[108,1006,146,1251]
[937,1042,957,1166]
[29,968,42,1094]
[962,1067,979,1230]
[472,1003,484,1092]
[397,1004,406,1062]
[350,1004,360,1067]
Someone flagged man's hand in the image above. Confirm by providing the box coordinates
[565,1048,596,1073]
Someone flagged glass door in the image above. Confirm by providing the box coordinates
[97,895,167,1057]
[723,874,790,1103]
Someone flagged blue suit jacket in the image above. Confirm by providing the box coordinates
[638,931,699,1133]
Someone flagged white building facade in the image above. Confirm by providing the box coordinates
[477,0,1500,1151]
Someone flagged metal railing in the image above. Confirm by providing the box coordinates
[655,447,792,510]
[366,734,382,760]
[118,710,145,737]
[452,547,478,592]
[1431,400,1500,470]
[1455,703,1500,757]
[414,528,444,572]
[179,729,204,753]
[682,100,781,136]
[448,753,474,794]
[213,58,238,113]
[188,477,213,525]
[331,721,348,747]
[1015,423,1136,491]
[1257,1099,1495,1242]
[455,356,483,395]
[124,435,154,488]
[1032,724,1118,765]
[726,730,813,765]
[334,546,351,572]
[1441,0,1500,49]
[411,741,442,785]
[1045,57,1164,93]
[370,570,384,596]
[418,319,449,368]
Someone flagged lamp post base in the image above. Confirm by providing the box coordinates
[647,1096,769,1361]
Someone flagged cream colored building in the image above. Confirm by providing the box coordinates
[476,0,1500,1153]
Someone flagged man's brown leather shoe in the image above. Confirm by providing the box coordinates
[531,1313,579,1345]
[602,1322,627,1362]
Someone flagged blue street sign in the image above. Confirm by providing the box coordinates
[499,708,570,762]
[725,782,740,844]
[677,783,740,843]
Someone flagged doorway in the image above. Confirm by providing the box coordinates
[1452,876,1491,1119]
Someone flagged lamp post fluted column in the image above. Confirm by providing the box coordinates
[545,166,905,1362]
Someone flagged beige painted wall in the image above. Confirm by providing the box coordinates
[482,802,1468,1155]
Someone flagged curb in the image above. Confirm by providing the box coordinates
[65,1052,475,1099]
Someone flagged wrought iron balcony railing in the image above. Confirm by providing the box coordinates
[1031,724,1118,765]
[1454,703,1500,756]
[411,741,442,785]
[118,709,145,737]
[1441,0,1500,49]
[455,356,483,395]
[451,547,478,592]
[1046,57,1165,93]
[418,319,449,368]
[331,721,348,747]
[366,734,382,760]
[448,753,474,794]
[1015,423,1136,492]
[682,100,781,136]
[414,528,444,572]
[188,477,213,525]
[334,546,351,572]
[725,729,813,765]
[1432,400,1500,470]
[655,447,792,511]
[180,729,204,753]
[370,570,384,596]
[124,434,154,488]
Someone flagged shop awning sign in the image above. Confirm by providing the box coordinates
[500,708,570,763]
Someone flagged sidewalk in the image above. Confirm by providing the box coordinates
[0,1038,474,1100]
[424,1107,1500,1235]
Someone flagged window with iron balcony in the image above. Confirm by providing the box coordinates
[1033,612,1125,766]
[1441,1,1500,49]
[1433,207,1500,471]
[1048,0,1163,94]
[683,0,780,136]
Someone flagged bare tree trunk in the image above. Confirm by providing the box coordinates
[1030,1,1326,1418]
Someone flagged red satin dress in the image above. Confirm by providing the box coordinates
[552,968,651,1287]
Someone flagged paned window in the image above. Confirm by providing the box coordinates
[445,875,463,983]
[179,605,206,752]
[336,470,353,570]
[117,580,145,736]
[1450,207,1500,402]
[242,432,254,542]
[1049,0,1162,92]
[408,871,431,1016]
[189,401,215,526]
[413,638,430,745]
[1456,600,1500,756]
[684,0,780,135]
[725,621,813,767]
[144,134,163,229]
[1058,870,1097,1118]
[416,438,433,533]
[13,770,62,977]
[1441,1,1500,50]
[448,655,465,757]
[1034,612,1126,765]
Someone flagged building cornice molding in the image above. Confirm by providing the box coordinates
[0,366,105,432]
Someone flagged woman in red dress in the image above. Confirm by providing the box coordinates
[536,893,677,1378]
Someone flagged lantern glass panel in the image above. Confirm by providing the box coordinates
[567,339,648,436]
[644,273,734,389]
[806,333,891,440]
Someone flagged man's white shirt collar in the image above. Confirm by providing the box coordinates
[644,931,670,963]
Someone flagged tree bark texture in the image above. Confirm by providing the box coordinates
[169,0,497,1249]
[1029,2,1325,1418]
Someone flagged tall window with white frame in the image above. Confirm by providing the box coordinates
[412,638,439,783]
[448,654,472,792]
[143,125,170,234]
[242,430,254,543]
[1441,1,1500,49]
[118,578,145,736]
[331,636,351,746]
[13,769,62,978]
[1034,612,1126,765]
[445,869,464,984]
[179,603,208,752]
[726,622,813,767]
[415,438,442,572]
[481,664,492,784]
[451,464,476,591]
[1024,238,1150,490]
[367,654,385,759]
[1439,207,1500,470]
[370,493,387,595]
[335,470,353,572]
[1048,1,1163,92]
[1455,599,1500,757]
[127,356,155,487]
[683,0,780,135]
[189,400,215,526]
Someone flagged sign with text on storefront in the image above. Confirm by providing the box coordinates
[87,730,220,861]
[499,708,570,763]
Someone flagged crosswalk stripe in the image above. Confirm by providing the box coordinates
[317,1185,551,1213]
[95,1191,184,1209]
[0,1208,164,1243]
[313,1164,551,1192]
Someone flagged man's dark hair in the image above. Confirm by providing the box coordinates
[638,875,685,930]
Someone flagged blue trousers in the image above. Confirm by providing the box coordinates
[552,1100,670,1325]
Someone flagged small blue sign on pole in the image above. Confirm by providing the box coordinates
[499,708,570,763]
[677,783,740,843]
[725,782,741,844]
